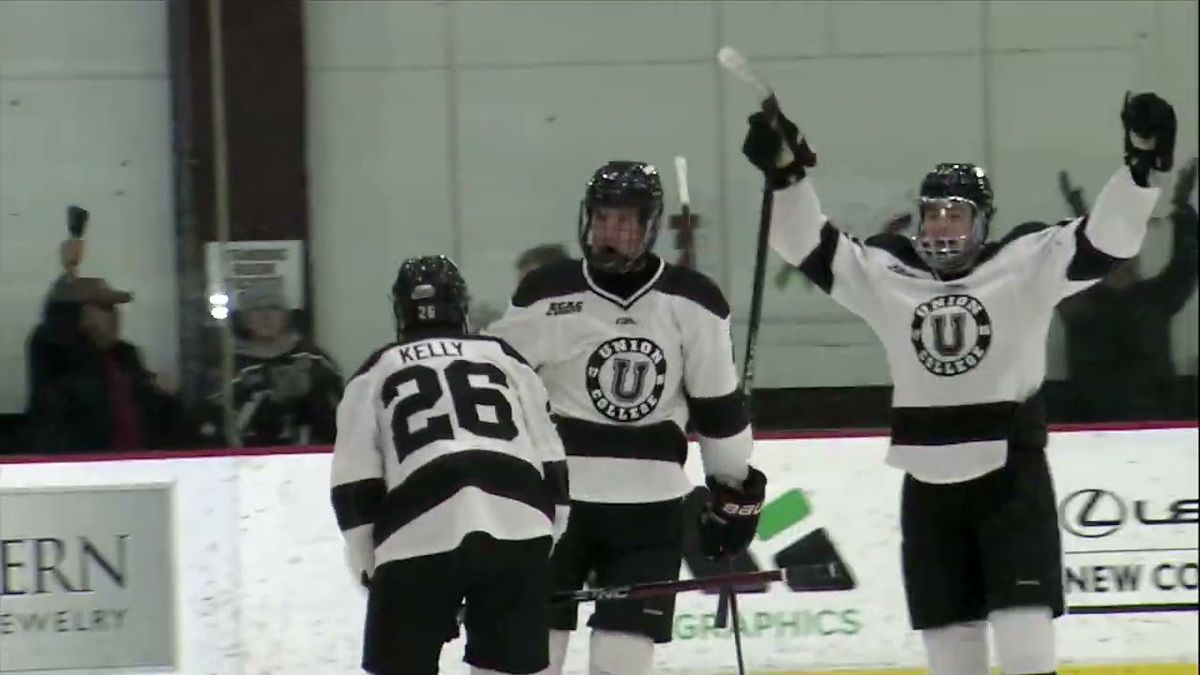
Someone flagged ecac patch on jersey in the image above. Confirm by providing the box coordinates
[585,337,668,422]
[910,294,993,377]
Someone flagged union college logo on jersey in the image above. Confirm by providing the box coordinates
[910,294,993,376]
[585,337,668,422]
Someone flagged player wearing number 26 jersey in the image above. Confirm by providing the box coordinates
[331,255,568,675]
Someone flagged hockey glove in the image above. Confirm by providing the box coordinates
[742,110,817,190]
[698,466,767,559]
[1121,91,1176,185]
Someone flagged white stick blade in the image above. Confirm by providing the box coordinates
[674,156,690,207]
[717,46,771,100]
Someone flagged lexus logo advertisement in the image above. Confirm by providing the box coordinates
[1059,489,1199,538]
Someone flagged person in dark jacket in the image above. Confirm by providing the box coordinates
[25,277,192,453]
[1056,158,1198,420]
[200,283,343,447]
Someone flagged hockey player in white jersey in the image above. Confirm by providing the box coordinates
[742,93,1176,675]
[485,161,767,675]
[331,255,569,675]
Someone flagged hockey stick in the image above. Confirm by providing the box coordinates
[718,557,748,675]
[727,572,747,675]
[673,155,695,268]
[551,562,847,605]
[713,48,782,652]
[718,45,782,398]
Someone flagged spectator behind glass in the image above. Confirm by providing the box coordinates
[469,243,572,333]
[200,283,343,447]
[25,277,192,453]
[1056,158,1198,420]
[516,242,571,280]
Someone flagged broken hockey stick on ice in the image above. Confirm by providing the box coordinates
[550,561,849,605]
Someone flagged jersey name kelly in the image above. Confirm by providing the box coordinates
[396,339,465,364]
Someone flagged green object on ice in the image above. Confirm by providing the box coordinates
[756,488,811,541]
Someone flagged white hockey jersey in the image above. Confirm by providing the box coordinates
[770,166,1160,483]
[330,334,568,578]
[485,256,753,504]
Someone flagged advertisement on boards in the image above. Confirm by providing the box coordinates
[1052,430,1199,615]
[609,437,918,671]
[0,429,1194,673]
[0,485,177,673]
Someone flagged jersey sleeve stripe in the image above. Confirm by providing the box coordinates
[331,477,387,531]
[553,415,688,464]
[1067,217,1126,281]
[686,390,751,439]
[372,449,551,545]
[797,222,841,294]
[543,460,569,506]
[891,390,1047,447]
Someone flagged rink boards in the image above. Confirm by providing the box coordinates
[0,426,1196,674]
[772,662,1195,667]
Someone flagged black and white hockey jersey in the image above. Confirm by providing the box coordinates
[485,255,753,504]
[330,334,568,578]
[770,167,1160,483]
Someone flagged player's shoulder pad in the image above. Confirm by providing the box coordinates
[974,220,1066,266]
[349,342,399,382]
[511,259,588,308]
[654,263,730,319]
[1001,220,1057,244]
[463,334,534,371]
[864,232,928,270]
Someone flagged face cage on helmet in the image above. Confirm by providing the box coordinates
[912,196,989,274]
[577,199,663,273]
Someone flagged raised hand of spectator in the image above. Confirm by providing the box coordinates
[59,238,84,278]
[1057,170,1088,218]
[60,205,89,278]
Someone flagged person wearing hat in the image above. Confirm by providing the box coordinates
[199,282,343,447]
[25,276,191,453]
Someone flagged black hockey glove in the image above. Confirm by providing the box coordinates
[698,466,767,560]
[742,110,817,191]
[1121,91,1176,185]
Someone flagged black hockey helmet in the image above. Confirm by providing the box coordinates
[391,255,469,337]
[914,163,996,274]
[578,160,664,273]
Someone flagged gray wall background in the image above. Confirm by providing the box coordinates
[0,1,1195,412]
[306,0,1199,387]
